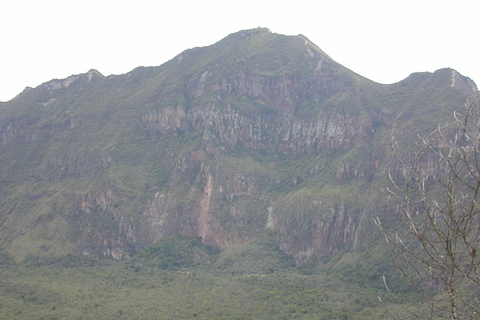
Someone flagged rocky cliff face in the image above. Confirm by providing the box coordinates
[143,98,373,155]
[0,28,477,264]
[72,189,137,259]
[137,71,374,263]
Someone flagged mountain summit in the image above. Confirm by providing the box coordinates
[0,28,477,263]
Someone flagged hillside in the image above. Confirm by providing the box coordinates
[0,28,477,267]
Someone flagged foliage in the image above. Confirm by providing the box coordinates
[0,253,425,320]
[130,235,216,271]
[212,230,295,274]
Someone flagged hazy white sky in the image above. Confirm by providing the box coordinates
[1,0,478,102]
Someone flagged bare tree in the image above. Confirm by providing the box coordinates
[375,96,480,319]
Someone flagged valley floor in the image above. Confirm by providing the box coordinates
[0,256,421,320]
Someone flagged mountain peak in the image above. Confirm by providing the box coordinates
[0,29,477,265]
[86,69,104,79]
[222,27,273,40]
[166,27,338,84]
[448,69,478,94]
[40,69,104,92]
[400,68,478,94]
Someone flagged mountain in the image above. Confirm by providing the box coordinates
[0,27,477,265]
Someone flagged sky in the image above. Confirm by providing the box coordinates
[1,0,479,102]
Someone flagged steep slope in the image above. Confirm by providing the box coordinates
[0,28,477,264]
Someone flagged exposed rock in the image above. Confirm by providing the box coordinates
[73,189,137,259]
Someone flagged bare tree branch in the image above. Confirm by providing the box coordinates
[378,96,480,319]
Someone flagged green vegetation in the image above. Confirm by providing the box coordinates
[0,246,424,320]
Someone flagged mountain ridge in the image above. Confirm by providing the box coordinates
[0,28,477,264]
